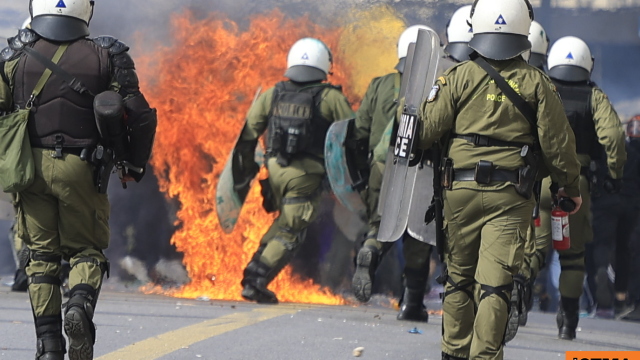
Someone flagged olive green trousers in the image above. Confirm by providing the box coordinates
[442,186,533,360]
[257,157,324,269]
[19,149,109,317]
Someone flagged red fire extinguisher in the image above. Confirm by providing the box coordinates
[551,198,575,251]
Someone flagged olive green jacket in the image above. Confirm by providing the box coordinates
[581,86,626,179]
[354,72,401,151]
[418,57,582,197]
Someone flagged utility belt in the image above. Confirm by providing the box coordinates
[38,144,114,194]
[266,151,324,167]
[452,166,520,184]
[448,133,540,200]
[36,146,85,158]
[442,159,536,199]
[454,134,528,149]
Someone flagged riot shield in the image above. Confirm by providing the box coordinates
[324,118,368,222]
[377,28,441,242]
[406,154,436,245]
[377,43,416,215]
[216,88,264,233]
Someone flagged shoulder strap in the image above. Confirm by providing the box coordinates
[26,43,69,109]
[472,55,537,130]
[22,44,94,97]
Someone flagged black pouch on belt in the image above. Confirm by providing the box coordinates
[474,160,493,184]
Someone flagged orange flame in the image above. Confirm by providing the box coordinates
[137,6,405,304]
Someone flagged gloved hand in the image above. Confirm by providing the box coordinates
[232,140,259,194]
[603,176,622,194]
[232,154,259,191]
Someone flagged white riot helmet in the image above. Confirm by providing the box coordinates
[396,25,434,73]
[527,21,549,70]
[547,36,594,82]
[284,38,332,83]
[22,18,32,30]
[445,5,473,63]
[469,0,533,60]
[29,0,94,41]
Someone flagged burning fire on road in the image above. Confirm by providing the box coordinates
[137,5,405,305]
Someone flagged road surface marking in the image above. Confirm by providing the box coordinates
[96,306,297,360]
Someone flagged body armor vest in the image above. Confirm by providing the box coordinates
[266,81,331,162]
[13,38,111,148]
[553,80,602,159]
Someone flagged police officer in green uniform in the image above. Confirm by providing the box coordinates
[239,38,354,304]
[417,0,582,358]
[0,1,157,359]
[531,36,626,340]
[351,25,435,322]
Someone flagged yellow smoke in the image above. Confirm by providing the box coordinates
[338,4,407,99]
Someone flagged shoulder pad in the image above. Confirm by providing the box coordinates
[2,29,39,62]
[0,46,17,62]
[6,28,39,54]
[92,36,130,55]
[17,29,39,46]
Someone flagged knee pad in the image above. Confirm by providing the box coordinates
[28,252,63,286]
[66,284,97,320]
[72,256,111,279]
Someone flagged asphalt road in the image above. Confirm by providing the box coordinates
[1,278,639,360]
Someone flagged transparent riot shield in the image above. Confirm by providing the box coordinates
[377,28,441,242]
[324,118,368,222]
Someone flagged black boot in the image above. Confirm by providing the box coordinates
[520,275,534,326]
[35,315,66,360]
[557,296,580,340]
[241,260,278,304]
[64,285,97,360]
[397,287,429,322]
[352,245,379,303]
[505,278,522,343]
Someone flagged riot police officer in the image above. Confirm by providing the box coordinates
[0,1,157,359]
[532,36,626,340]
[588,115,640,319]
[351,25,435,322]
[417,0,582,358]
[239,38,354,304]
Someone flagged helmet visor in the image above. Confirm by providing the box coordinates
[394,57,406,73]
[469,33,531,60]
[284,65,327,83]
[528,52,547,71]
[31,15,89,41]
[445,42,473,63]
[548,65,590,82]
